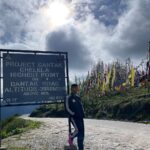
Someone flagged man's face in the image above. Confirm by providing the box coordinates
[72,86,79,94]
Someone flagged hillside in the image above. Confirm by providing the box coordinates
[83,87,150,122]
[30,87,150,122]
[1,115,41,139]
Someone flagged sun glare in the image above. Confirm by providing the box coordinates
[43,1,71,28]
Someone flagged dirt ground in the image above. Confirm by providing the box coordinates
[2,116,150,150]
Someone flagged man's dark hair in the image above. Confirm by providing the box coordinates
[71,84,78,88]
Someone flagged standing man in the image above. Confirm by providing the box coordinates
[65,84,85,150]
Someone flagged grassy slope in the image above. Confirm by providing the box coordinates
[30,87,150,122]
[30,103,67,118]
[83,87,150,121]
[1,115,41,139]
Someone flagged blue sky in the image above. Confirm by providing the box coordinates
[0,0,150,80]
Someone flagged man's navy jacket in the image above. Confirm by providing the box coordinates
[65,93,85,119]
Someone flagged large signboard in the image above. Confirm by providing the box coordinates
[2,53,66,105]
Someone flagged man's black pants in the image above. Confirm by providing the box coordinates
[70,117,84,150]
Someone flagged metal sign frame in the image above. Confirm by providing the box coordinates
[0,49,70,149]
[0,49,69,107]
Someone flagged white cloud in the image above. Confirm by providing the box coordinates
[0,42,32,50]
[107,0,150,59]
[73,0,150,67]
[0,0,150,81]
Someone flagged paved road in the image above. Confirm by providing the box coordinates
[2,116,150,150]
